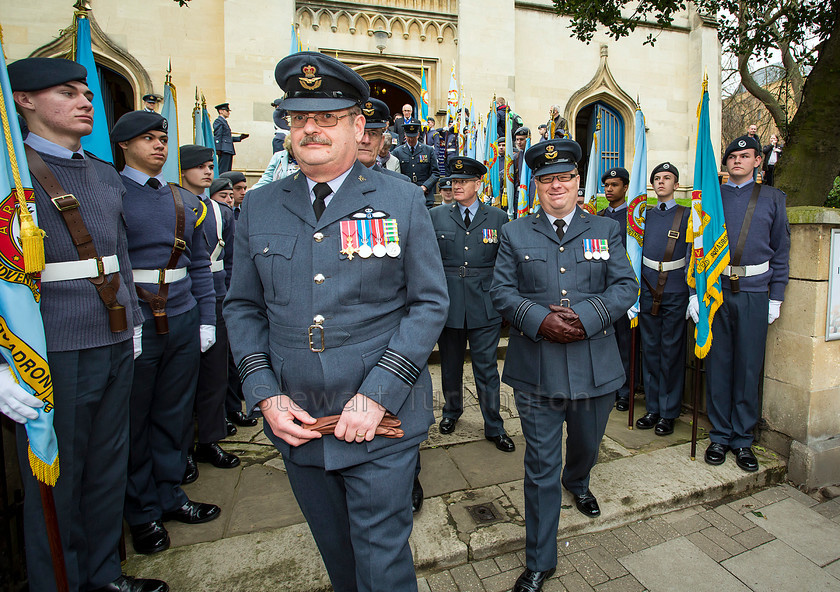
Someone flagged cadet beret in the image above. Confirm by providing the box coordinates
[361,98,390,129]
[110,111,168,143]
[722,135,760,164]
[601,166,629,184]
[274,51,369,111]
[525,139,582,177]
[179,144,214,170]
[447,156,487,179]
[649,162,679,185]
[209,178,233,196]
[215,103,230,111]
[142,94,162,103]
[438,177,452,190]
[219,171,246,185]
[8,57,87,92]
[514,127,530,137]
[403,122,421,137]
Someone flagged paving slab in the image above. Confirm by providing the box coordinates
[619,537,751,592]
[824,558,840,581]
[746,498,840,566]
[447,437,526,489]
[721,539,840,591]
[412,497,470,572]
[225,464,304,536]
[418,446,470,498]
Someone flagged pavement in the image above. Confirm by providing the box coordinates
[121,358,835,591]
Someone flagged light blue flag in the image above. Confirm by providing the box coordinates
[74,13,112,162]
[516,137,531,218]
[290,24,301,55]
[687,82,730,358]
[0,45,58,484]
[483,102,500,204]
[504,106,515,219]
[201,103,219,179]
[626,108,647,327]
[160,75,180,184]
[420,68,430,122]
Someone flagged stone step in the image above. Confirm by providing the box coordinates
[123,442,786,591]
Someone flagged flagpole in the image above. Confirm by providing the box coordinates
[39,482,69,592]
[691,351,702,460]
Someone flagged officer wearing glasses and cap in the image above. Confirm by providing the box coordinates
[491,139,637,592]
[223,52,448,592]
[357,98,410,182]
[392,121,439,208]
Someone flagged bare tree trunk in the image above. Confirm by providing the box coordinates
[775,14,840,206]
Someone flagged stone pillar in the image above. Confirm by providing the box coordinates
[763,207,840,490]
[457,0,516,106]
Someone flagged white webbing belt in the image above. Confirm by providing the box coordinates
[41,254,119,283]
[208,200,225,273]
[723,261,770,278]
[642,256,687,273]
[133,267,188,284]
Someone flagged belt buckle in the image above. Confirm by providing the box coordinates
[658,262,665,272]
[308,323,325,352]
[51,194,79,211]
[96,257,105,276]
[560,298,571,308]
[174,238,187,251]
[667,230,680,239]
[459,265,467,278]
[157,269,167,284]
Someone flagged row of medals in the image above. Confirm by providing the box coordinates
[354,241,400,259]
[583,239,610,260]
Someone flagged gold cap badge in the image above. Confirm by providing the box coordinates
[300,65,322,90]
[363,102,375,116]
[545,145,558,160]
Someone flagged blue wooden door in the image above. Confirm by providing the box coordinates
[585,102,624,192]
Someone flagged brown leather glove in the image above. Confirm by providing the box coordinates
[549,305,586,340]
[538,308,586,344]
[308,412,405,438]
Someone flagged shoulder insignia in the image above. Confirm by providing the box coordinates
[194,200,208,227]
[294,172,300,180]
[359,175,366,182]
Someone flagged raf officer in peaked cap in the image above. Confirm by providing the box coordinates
[392,121,439,208]
[491,139,637,592]
[213,102,249,174]
[143,93,163,112]
[430,157,514,452]
[690,136,789,472]
[5,58,166,592]
[223,51,448,592]
[112,115,220,556]
[357,98,410,183]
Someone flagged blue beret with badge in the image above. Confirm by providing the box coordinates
[524,139,582,177]
[219,171,246,185]
[274,51,369,112]
[649,162,679,185]
[447,156,487,179]
[179,144,215,170]
[209,177,233,196]
[110,111,168,143]
[361,98,390,129]
[601,166,629,184]
[514,126,530,137]
[723,135,760,164]
[8,57,87,92]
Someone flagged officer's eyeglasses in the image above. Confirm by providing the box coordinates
[288,112,352,128]
[536,173,579,185]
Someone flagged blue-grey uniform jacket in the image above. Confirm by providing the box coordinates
[213,116,238,155]
[641,204,690,295]
[490,207,638,399]
[430,201,507,329]
[121,178,216,325]
[391,142,439,206]
[201,198,235,297]
[224,161,449,470]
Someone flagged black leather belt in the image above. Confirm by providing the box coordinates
[270,311,402,351]
[443,266,493,278]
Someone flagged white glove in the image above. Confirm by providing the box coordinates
[768,299,782,324]
[133,325,143,360]
[626,303,640,321]
[0,363,43,424]
[200,325,216,353]
[687,294,699,323]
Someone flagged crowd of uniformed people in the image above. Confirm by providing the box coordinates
[0,53,788,592]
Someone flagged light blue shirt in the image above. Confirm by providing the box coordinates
[543,208,577,234]
[606,202,627,213]
[725,179,755,189]
[120,165,167,188]
[24,132,85,159]
[457,200,479,222]
[655,199,677,211]
[305,167,353,208]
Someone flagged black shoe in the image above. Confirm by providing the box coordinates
[225,419,238,437]
[654,417,675,436]
[193,442,240,469]
[90,574,170,592]
[411,478,423,514]
[228,410,258,427]
[512,567,556,592]
[615,398,629,411]
[733,447,759,472]
[705,442,728,466]
[129,520,170,555]
[182,452,198,484]
[162,500,221,524]
[439,417,457,434]
[572,490,601,517]
[636,412,660,429]
[486,433,516,452]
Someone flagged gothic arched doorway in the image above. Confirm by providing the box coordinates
[98,64,134,169]
[368,79,416,125]
[576,101,625,192]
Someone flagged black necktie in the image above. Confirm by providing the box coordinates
[234,207,240,220]
[71,153,84,160]
[463,209,471,228]
[554,219,566,242]
[146,178,161,190]
[313,182,332,221]
[660,203,666,211]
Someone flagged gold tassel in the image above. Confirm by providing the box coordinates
[18,207,46,273]
[29,446,59,487]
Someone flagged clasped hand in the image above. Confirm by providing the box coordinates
[538,305,586,343]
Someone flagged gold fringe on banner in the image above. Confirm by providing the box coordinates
[29,446,60,487]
